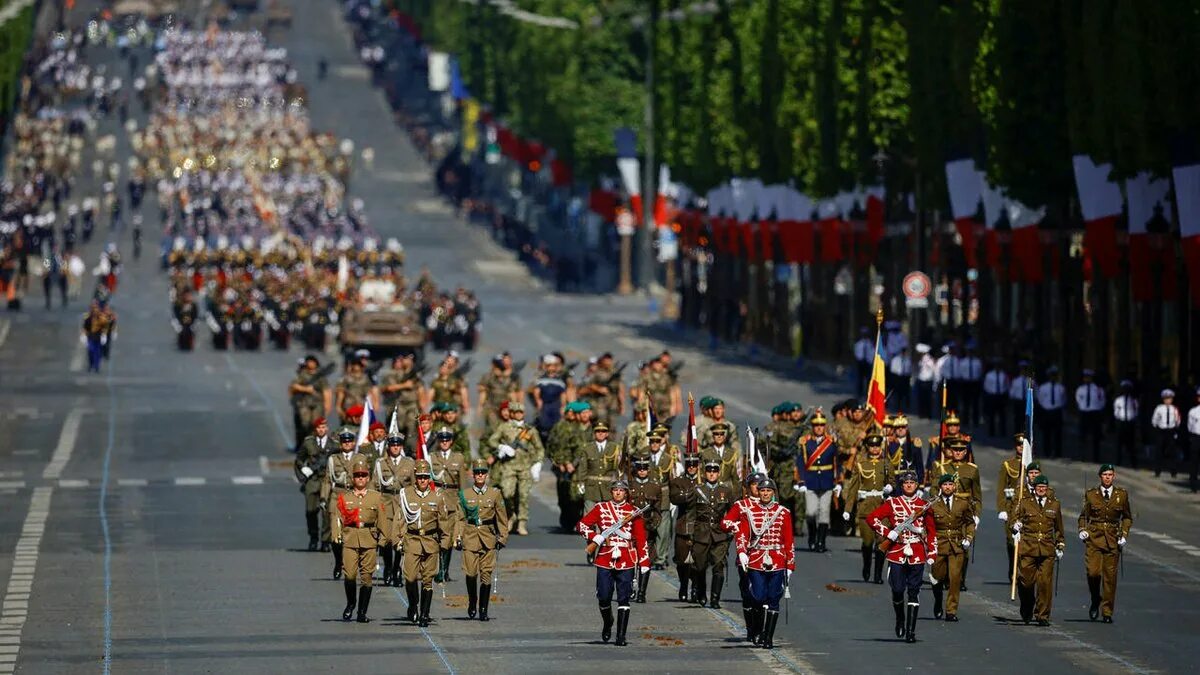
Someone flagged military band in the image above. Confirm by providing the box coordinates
[868,470,936,643]
[729,477,794,650]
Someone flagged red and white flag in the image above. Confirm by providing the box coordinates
[1006,198,1046,284]
[1072,155,1123,278]
[1172,162,1200,307]
[1125,172,1170,302]
[946,158,984,268]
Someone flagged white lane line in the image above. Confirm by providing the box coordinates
[259,455,269,476]
[42,409,84,480]
[0,487,53,674]
[68,342,85,372]
[231,476,263,485]
[0,319,10,349]
[117,479,148,487]
[0,482,25,491]
[58,479,89,488]
[173,477,206,486]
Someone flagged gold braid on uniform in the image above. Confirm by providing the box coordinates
[1004,460,1020,479]
[857,463,877,480]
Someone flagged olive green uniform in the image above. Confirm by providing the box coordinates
[698,445,742,492]
[929,493,976,616]
[333,488,386,585]
[997,456,1024,574]
[1078,486,1132,620]
[766,420,802,534]
[485,420,546,527]
[1013,494,1066,622]
[289,372,328,449]
[580,366,621,424]
[643,370,674,422]
[380,367,422,441]
[573,439,624,509]
[454,484,509,581]
[374,454,415,548]
[429,373,465,408]
[668,470,701,598]
[295,433,332,545]
[844,452,893,581]
[336,372,373,417]
[478,370,520,437]
[686,480,736,606]
[398,485,454,590]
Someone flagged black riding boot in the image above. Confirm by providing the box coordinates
[693,571,708,607]
[442,549,453,582]
[380,548,394,586]
[341,579,357,621]
[404,581,419,622]
[356,586,372,623]
[635,570,650,603]
[761,609,779,649]
[872,550,886,584]
[479,583,492,621]
[306,512,319,551]
[331,543,343,579]
[816,524,829,553]
[600,604,614,643]
[861,544,872,581]
[892,592,904,637]
[743,607,760,643]
[466,575,478,618]
[1018,583,1034,624]
[932,582,943,618]
[807,517,818,550]
[677,565,691,602]
[905,603,919,643]
[709,574,724,610]
[614,606,630,646]
[418,587,433,627]
[1088,576,1101,620]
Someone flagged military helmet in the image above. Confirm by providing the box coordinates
[944,411,961,426]
[610,479,629,491]
[883,414,897,428]
[897,470,918,484]
[810,412,828,425]
[892,414,909,427]
[863,434,884,447]
[757,478,778,492]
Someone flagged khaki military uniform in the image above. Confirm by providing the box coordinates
[832,417,878,473]
[398,486,453,589]
[337,372,373,416]
[643,370,674,421]
[1013,494,1065,622]
[573,440,623,509]
[323,451,366,509]
[547,417,582,530]
[486,421,546,526]
[1078,486,1132,620]
[929,494,976,616]
[844,454,893,547]
[289,372,328,448]
[295,433,332,543]
[380,368,422,440]
[698,445,742,492]
[765,420,803,534]
[997,456,1023,572]
[478,370,520,437]
[332,488,386,585]
[375,454,415,547]
[627,476,669,561]
[430,373,465,408]
[357,439,387,466]
[453,484,509,581]
[687,480,736,604]
[669,471,701,596]
[431,449,468,491]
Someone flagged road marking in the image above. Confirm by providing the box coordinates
[58,479,89,488]
[42,409,84,480]
[231,476,263,485]
[174,477,206,486]
[117,479,148,487]
[0,482,25,490]
[68,342,85,372]
[0,319,9,349]
[0,487,53,675]
[259,455,270,476]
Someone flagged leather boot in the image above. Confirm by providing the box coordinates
[693,571,708,607]
[306,512,319,551]
[905,603,919,643]
[761,609,779,649]
[861,544,872,581]
[817,524,829,553]
[356,586,372,623]
[441,549,453,582]
[806,517,817,550]
[709,574,724,610]
[892,593,904,637]
[635,570,649,603]
[600,605,614,642]
[932,582,944,619]
[479,584,491,621]
[332,544,343,580]
[1018,584,1034,624]
[341,579,357,621]
[418,587,433,627]
[1088,576,1101,620]
[743,607,760,643]
[872,550,886,584]
[466,575,478,618]
[677,565,690,602]
[405,581,419,623]
[380,548,394,586]
[614,606,630,646]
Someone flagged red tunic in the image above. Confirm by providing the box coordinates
[867,495,938,565]
[577,500,650,571]
[730,500,796,572]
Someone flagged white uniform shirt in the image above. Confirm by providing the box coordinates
[916,355,937,383]
[1151,404,1181,430]
[1187,405,1200,435]
[1036,382,1066,411]
[1112,395,1139,423]
[1074,383,1107,413]
[955,356,983,383]
[935,354,954,387]
[854,338,873,364]
[889,354,912,378]
[984,369,1010,396]
[1009,374,1028,402]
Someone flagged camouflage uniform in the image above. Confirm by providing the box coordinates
[478,369,520,438]
[485,409,545,532]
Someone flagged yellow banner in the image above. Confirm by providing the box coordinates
[462,98,480,153]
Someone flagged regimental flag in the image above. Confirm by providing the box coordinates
[867,321,887,424]
[414,416,427,462]
[388,407,400,437]
[356,397,376,447]
[686,394,698,457]
[1022,382,1035,468]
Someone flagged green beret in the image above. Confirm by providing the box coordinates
[442,402,460,412]
[1026,461,1041,472]
[1031,475,1049,486]
[770,404,782,416]
[937,473,956,485]
[709,397,725,407]
[564,401,580,413]
[575,401,592,411]
[1098,463,1115,474]
[430,401,447,412]
[699,396,716,408]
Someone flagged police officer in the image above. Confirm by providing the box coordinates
[294,417,331,551]
[577,479,650,646]
[453,460,509,621]
[1075,369,1107,462]
[331,458,385,623]
[1036,367,1066,458]
[1078,464,1132,623]
[795,413,839,552]
[1012,475,1065,626]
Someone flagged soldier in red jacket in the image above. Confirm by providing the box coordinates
[868,470,937,643]
[577,480,650,647]
[730,478,795,650]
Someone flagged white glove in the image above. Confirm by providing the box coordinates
[99,334,108,345]
[972,515,980,527]
[961,539,971,549]
[669,505,678,518]
[797,485,807,494]
[738,552,750,569]
[299,466,313,478]
[1004,488,1015,499]
[887,529,900,542]
[882,484,893,495]
[591,535,604,546]
[1078,530,1089,541]
[833,484,842,497]
[786,570,792,584]
[530,463,543,482]
[1055,549,1064,560]
[498,444,515,458]
[1117,537,1126,548]
[997,511,1008,522]
[1012,522,1023,532]
[1012,533,1021,544]
[640,566,650,574]
[80,333,88,345]
[842,511,851,522]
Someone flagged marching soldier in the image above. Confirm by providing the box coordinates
[699,398,740,453]
[294,417,332,551]
[843,434,893,583]
[1078,464,1132,623]
[668,454,702,601]
[689,460,737,608]
[379,352,424,442]
[769,403,806,539]
[643,356,680,425]
[573,422,623,512]
[621,400,651,456]
[336,358,377,422]
[720,472,766,643]
[485,402,545,535]
[868,470,937,644]
[931,437,982,589]
[331,459,385,623]
[289,355,332,450]
[431,428,468,583]
[478,354,521,438]
[398,460,453,627]
[577,480,650,646]
[887,414,924,484]
[547,402,582,532]
[428,355,470,415]
[626,455,667,601]
[374,434,414,586]
[436,405,471,456]
[700,422,741,489]
[730,478,794,650]
[996,433,1026,579]
[323,429,366,579]
[453,460,509,621]
[645,426,677,484]
[578,352,625,425]
[795,412,840,552]
[1012,475,1065,626]
[929,473,976,622]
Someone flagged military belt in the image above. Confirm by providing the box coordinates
[940,529,962,536]
[1089,522,1120,528]
[857,490,884,498]
[407,527,436,535]
[380,488,401,495]
[466,519,496,527]
[345,522,376,529]
[806,464,833,471]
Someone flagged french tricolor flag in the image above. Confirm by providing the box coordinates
[1172,162,1200,308]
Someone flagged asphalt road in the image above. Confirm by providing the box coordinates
[1,2,1198,673]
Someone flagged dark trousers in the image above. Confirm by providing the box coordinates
[887,562,923,603]
[960,382,982,426]
[747,569,786,611]
[596,567,634,607]
[1188,434,1200,492]
[86,335,104,372]
[984,394,1007,437]
[915,381,933,418]
[1115,421,1138,468]
[1039,410,1064,458]
[1012,400,1027,434]
[1154,429,1179,477]
[554,468,581,531]
[889,377,911,412]
[855,361,870,398]
[737,566,753,608]
[1078,411,1104,461]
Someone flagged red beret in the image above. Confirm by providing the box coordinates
[345,404,365,417]
[498,401,509,412]
[370,422,385,431]
[418,413,431,422]
[313,417,327,428]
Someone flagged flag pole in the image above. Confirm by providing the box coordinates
[1010,380,1034,601]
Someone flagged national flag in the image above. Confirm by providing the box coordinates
[817,198,843,262]
[1125,172,1170,302]
[864,185,886,245]
[946,158,984,269]
[866,320,887,424]
[1022,382,1034,468]
[1172,162,1200,308]
[1072,155,1123,278]
[747,425,767,475]
[685,394,698,457]
[777,188,814,264]
[1006,198,1046,284]
[414,416,427,462]
[355,397,376,447]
